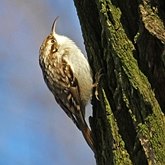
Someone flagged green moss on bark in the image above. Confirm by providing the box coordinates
[97,0,165,164]
[74,0,165,164]
[103,90,132,165]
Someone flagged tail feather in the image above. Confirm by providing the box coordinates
[76,113,95,152]
[81,125,95,152]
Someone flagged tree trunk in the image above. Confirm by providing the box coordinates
[73,0,165,164]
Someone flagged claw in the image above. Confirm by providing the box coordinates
[95,88,100,101]
[92,69,103,100]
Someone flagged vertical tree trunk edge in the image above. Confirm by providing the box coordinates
[73,0,165,164]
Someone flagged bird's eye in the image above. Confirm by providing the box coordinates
[51,39,55,43]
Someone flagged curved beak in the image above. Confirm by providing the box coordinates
[51,16,59,35]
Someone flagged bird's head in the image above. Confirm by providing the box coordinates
[40,17,59,55]
[40,16,77,59]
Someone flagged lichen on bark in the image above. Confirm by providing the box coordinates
[73,0,165,164]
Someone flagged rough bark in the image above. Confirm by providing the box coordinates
[73,0,165,164]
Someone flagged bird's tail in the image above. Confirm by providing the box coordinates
[76,113,95,152]
[81,124,95,152]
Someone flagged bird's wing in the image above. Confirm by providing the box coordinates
[54,57,86,129]
[54,58,94,151]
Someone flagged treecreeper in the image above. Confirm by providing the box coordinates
[39,17,95,152]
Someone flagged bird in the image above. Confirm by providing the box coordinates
[39,17,95,152]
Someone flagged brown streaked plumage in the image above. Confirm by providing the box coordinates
[39,17,94,152]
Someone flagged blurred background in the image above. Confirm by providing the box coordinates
[0,0,95,164]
